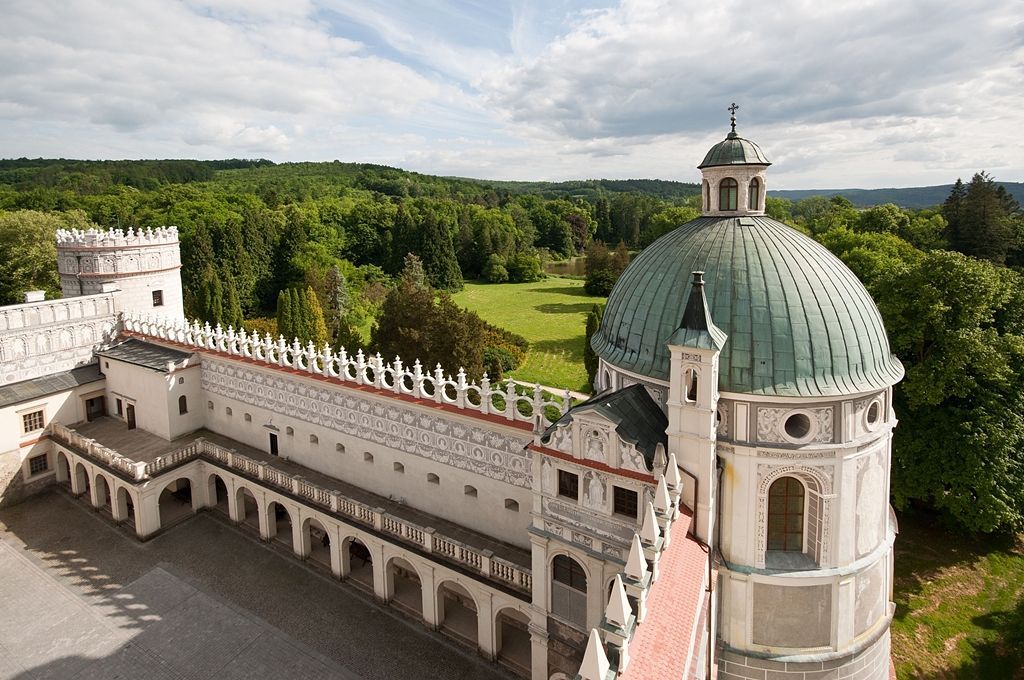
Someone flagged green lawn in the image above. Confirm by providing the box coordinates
[891,513,1024,679]
[451,278,604,392]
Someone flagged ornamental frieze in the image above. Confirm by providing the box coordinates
[201,359,533,488]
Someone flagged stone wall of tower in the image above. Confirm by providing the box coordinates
[56,227,184,321]
[700,164,767,217]
[715,387,896,680]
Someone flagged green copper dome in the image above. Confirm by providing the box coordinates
[698,132,771,168]
[591,216,904,397]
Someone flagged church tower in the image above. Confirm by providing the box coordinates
[56,226,185,321]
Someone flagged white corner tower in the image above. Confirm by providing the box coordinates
[56,227,185,321]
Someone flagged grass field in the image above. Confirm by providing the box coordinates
[891,513,1024,679]
[451,278,604,392]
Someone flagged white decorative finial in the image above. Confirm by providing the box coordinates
[665,453,682,491]
[654,474,672,514]
[578,629,610,680]
[625,533,648,582]
[605,575,631,628]
[641,501,661,545]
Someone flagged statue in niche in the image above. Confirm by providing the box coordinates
[584,471,606,510]
[541,458,553,494]
[585,428,605,462]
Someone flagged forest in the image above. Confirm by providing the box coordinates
[1,158,1024,538]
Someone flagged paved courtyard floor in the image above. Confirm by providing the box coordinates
[0,491,515,680]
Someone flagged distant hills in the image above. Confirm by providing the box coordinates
[769,183,1024,210]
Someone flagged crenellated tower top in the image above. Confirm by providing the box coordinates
[56,226,179,248]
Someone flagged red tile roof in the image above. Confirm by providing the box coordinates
[619,510,709,680]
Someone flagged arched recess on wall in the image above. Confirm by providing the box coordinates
[756,465,832,568]
[550,553,588,629]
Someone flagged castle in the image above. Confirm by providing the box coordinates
[0,123,901,680]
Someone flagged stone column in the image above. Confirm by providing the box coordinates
[135,489,162,538]
[529,626,549,680]
[291,510,306,558]
[88,471,103,508]
[329,523,343,579]
[371,541,387,602]
[420,564,439,629]
[111,486,128,522]
[256,493,271,540]
[476,591,496,661]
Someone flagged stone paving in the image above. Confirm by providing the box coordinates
[0,491,515,680]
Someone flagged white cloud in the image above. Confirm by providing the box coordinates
[0,0,1021,187]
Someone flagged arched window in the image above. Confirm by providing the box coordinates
[702,179,710,211]
[767,476,804,552]
[551,555,588,627]
[684,368,698,402]
[178,395,188,415]
[748,177,760,210]
[719,178,738,211]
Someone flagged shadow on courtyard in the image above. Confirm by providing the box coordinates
[0,489,514,680]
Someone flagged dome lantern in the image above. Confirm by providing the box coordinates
[698,104,771,217]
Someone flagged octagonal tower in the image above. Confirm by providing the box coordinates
[591,110,902,680]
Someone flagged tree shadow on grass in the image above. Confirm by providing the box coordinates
[529,283,597,298]
[530,337,585,357]
[891,509,1020,626]
[955,598,1024,679]
[534,302,594,314]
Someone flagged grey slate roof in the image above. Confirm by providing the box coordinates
[542,384,667,470]
[0,363,103,409]
[591,215,905,397]
[698,131,771,168]
[98,338,193,372]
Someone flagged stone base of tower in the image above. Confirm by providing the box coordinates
[718,629,891,680]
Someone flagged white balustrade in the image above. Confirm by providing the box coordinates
[121,312,575,432]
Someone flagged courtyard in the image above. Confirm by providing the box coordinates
[0,490,515,680]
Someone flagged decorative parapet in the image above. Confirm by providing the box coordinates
[56,226,179,248]
[123,313,576,433]
[46,423,533,593]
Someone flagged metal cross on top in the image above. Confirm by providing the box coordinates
[728,103,739,132]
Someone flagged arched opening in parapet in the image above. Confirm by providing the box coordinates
[387,556,422,615]
[551,554,588,629]
[302,516,331,568]
[437,580,478,646]
[267,501,293,549]
[208,473,229,515]
[157,477,194,528]
[344,536,373,590]
[236,486,259,531]
[496,607,531,676]
[56,451,70,486]
[73,462,90,497]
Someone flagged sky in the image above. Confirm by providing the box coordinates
[1,0,1022,189]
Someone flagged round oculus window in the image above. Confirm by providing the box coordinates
[784,412,812,440]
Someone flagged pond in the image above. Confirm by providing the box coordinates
[544,256,587,277]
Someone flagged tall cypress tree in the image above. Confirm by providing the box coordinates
[305,286,329,348]
[199,266,223,327]
[223,278,244,330]
[276,289,293,341]
[419,211,463,291]
[290,287,308,342]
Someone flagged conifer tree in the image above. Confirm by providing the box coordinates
[199,266,223,327]
[290,287,307,342]
[324,265,349,341]
[223,278,244,329]
[183,224,216,319]
[584,303,604,389]
[419,211,463,291]
[305,286,329,347]
[945,173,1015,264]
[276,289,293,341]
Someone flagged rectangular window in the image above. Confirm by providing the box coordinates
[29,454,48,475]
[613,486,639,519]
[152,290,164,307]
[22,410,44,434]
[557,470,579,500]
[116,399,123,416]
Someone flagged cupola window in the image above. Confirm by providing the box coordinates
[748,177,760,210]
[719,178,738,211]
[767,476,804,551]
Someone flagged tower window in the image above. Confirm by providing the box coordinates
[178,395,188,414]
[685,368,698,402]
[464,485,478,497]
[702,179,710,211]
[152,290,164,307]
[719,178,738,211]
[748,177,761,210]
[767,476,805,551]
